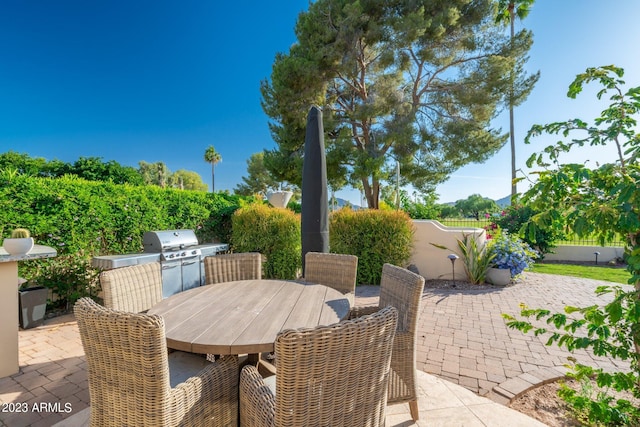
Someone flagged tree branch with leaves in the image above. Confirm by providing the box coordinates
[506,65,640,425]
[261,0,538,208]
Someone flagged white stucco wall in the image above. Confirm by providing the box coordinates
[543,245,624,263]
[409,221,624,280]
[410,220,486,281]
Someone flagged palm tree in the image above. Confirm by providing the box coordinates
[156,162,167,188]
[496,0,535,202]
[204,145,222,192]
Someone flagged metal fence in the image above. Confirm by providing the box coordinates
[437,218,625,247]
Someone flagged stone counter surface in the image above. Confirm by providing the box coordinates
[0,244,57,262]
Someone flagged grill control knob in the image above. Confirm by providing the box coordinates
[191,250,198,255]
[181,252,186,257]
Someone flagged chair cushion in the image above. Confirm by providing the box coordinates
[168,351,211,387]
[262,373,277,396]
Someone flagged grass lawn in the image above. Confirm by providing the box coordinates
[531,263,632,285]
[438,218,625,246]
[439,218,491,228]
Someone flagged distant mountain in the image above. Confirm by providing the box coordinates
[494,195,511,208]
[330,197,361,210]
[332,196,508,210]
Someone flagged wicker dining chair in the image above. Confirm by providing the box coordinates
[100,262,163,313]
[203,252,262,285]
[303,252,358,305]
[74,297,239,427]
[240,306,398,427]
[350,263,425,421]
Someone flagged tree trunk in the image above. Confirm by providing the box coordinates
[211,164,215,193]
[509,5,517,202]
[362,177,379,209]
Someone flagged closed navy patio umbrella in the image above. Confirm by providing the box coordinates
[301,106,329,274]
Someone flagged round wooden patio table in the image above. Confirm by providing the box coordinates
[148,279,351,357]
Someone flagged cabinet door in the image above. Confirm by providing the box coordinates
[161,261,182,298]
[182,259,201,291]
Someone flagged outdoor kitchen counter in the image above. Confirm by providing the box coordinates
[0,245,57,377]
[148,279,351,358]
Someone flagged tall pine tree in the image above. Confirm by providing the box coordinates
[262,0,538,208]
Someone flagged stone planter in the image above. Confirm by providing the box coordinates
[3,237,34,255]
[19,286,48,329]
[485,267,511,286]
[267,191,293,208]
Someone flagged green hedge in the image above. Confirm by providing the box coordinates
[329,208,414,285]
[0,173,418,307]
[0,174,252,308]
[230,205,416,284]
[231,204,301,279]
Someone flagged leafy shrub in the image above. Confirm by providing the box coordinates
[386,190,441,219]
[200,195,258,244]
[28,250,100,311]
[486,231,536,277]
[503,285,640,426]
[505,65,640,426]
[403,200,441,219]
[494,205,563,257]
[438,204,460,219]
[329,208,414,285]
[456,234,495,284]
[287,199,301,213]
[430,232,493,284]
[0,174,250,309]
[231,204,301,279]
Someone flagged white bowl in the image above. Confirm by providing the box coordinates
[3,238,34,255]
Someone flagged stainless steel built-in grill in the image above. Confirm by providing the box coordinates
[92,229,228,298]
[142,229,201,259]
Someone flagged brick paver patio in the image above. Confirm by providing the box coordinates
[0,272,630,426]
[413,272,630,403]
[0,315,88,427]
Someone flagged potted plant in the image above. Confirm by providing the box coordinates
[485,231,537,286]
[3,228,35,255]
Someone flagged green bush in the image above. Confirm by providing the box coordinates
[0,174,249,309]
[28,250,100,311]
[403,200,441,219]
[401,192,441,219]
[504,285,640,426]
[329,208,414,285]
[494,205,563,258]
[200,195,258,245]
[231,204,301,279]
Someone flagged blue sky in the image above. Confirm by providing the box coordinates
[0,0,638,205]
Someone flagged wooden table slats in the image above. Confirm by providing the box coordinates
[280,283,327,331]
[148,279,351,356]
